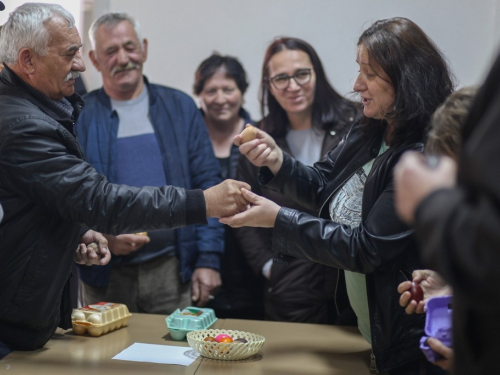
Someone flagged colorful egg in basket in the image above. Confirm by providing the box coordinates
[187,329,265,360]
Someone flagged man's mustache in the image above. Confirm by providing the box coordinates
[112,62,140,76]
[64,71,80,82]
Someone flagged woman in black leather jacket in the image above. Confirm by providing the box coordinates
[222,18,454,375]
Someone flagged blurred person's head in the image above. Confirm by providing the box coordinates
[426,86,478,161]
[354,17,455,147]
[0,3,84,100]
[194,53,248,126]
[261,37,356,137]
[88,12,147,100]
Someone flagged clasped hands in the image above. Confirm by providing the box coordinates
[205,179,280,228]
[206,126,283,228]
[75,229,111,266]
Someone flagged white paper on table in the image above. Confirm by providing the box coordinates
[112,342,200,366]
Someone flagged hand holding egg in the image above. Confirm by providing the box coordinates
[410,281,424,303]
[75,230,110,266]
[240,125,258,143]
[235,124,284,175]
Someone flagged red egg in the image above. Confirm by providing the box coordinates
[215,334,232,343]
[410,281,424,303]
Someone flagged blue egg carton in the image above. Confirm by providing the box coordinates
[166,307,217,340]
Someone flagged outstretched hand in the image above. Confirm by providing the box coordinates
[204,179,251,218]
[219,188,280,228]
[105,233,150,256]
[397,269,452,314]
[234,125,284,176]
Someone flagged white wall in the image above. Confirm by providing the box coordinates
[0,0,83,34]
[78,0,500,118]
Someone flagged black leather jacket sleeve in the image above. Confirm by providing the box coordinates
[262,137,417,274]
[1,113,206,235]
[271,187,413,274]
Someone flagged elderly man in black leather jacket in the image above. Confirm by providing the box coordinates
[0,3,248,355]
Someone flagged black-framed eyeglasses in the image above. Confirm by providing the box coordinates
[269,68,313,90]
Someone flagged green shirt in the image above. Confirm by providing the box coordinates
[329,141,389,344]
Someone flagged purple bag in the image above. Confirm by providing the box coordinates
[420,295,453,362]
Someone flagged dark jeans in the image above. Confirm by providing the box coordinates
[0,341,12,360]
[389,359,448,375]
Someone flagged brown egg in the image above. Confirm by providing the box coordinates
[240,125,257,143]
[87,242,98,251]
[204,336,217,342]
[87,242,101,256]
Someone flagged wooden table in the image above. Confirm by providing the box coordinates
[1,313,372,374]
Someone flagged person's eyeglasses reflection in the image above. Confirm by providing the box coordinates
[268,68,313,90]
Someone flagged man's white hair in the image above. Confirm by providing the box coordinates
[0,3,75,65]
[89,12,143,53]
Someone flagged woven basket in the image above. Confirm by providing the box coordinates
[187,329,265,360]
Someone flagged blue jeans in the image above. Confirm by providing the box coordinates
[0,341,12,360]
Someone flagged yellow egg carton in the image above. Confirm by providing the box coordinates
[71,302,132,337]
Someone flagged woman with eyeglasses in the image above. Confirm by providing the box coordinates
[235,37,358,324]
[224,18,454,374]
